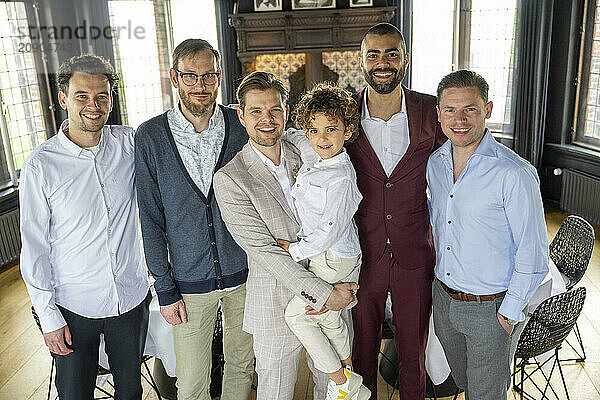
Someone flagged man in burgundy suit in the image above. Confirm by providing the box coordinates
[347,23,447,399]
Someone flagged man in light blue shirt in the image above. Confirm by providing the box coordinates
[427,70,549,400]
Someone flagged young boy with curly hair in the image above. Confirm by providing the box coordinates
[276,82,370,400]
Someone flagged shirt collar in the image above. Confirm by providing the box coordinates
[171,102,220,133]
[316,148,349,165]
[361,86,407,120]
[250,141,286,170]
[56,119,107,157]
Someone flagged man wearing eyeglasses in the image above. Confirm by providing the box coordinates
[135,39,254,400]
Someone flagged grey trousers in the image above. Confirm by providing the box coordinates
[432,278,523,400]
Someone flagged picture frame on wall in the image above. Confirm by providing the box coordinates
[254,0,282,11]
[349,0,372,7]
[291,0,336,10]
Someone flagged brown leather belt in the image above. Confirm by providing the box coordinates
[440,280,506,302]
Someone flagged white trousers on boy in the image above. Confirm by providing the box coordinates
[285,250,361,373]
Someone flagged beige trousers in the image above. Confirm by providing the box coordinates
[285,251,361,373]
[173,284,254,400]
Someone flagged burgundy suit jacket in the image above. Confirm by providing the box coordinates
[347,86,447,270]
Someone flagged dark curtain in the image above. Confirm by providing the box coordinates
[511,0,554,168]
[214,0,242,106]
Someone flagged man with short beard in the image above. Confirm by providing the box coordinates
[135,39,254,400]
[345,23,448,399]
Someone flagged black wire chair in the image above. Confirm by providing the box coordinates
[378,319,461,400]
[31,306,162,400]
[512,287,586,400]
[549,215,595,362]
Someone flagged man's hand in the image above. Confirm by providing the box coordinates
[276,239,291,254]
[497,312,515,335]
[305,304,329,315]
[324,282,359,311]
[43,325,73,355]
[160,299,188,325]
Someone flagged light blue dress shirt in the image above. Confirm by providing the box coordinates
[426,129,549,321]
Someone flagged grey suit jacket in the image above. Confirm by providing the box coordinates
[214,140,333,337]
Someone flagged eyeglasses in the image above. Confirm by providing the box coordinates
[174,69,220,86]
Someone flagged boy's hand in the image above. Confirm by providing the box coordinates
[276,239,291,253]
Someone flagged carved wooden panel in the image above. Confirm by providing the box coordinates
[229,6,395,57]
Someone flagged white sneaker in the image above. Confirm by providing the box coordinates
[325,366,368,400]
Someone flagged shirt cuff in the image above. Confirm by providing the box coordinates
[288,242,306,262]
[39,309,67,334]
[156,287,183,306]
[498,293,526,322]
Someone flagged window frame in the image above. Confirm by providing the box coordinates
[573,0,600,150]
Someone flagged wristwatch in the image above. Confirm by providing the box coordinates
[502,315,518,326]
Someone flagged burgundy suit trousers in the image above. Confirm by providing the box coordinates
[352,244,433,400]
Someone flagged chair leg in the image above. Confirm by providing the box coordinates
[48,357,54,400]
[573,322,586,362]
[142,357,162,400]
[452,388,460,400]
[555,348,571,400]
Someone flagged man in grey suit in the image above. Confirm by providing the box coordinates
[213,71,358,400]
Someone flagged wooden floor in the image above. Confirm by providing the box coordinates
[1,207,600,399]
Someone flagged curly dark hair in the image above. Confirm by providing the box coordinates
[56,54,119,94]
[294,82,359,143]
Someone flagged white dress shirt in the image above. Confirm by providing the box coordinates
[361,88,410,176]
[167,103,225,196]
[19,120,149,333]
[282,130,363,261]
[250,141,296,213]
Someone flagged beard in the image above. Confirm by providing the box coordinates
[363,66,405,95]
[178,86,217,117]
[249,132,281,147]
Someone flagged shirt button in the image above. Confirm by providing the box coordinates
[328,221,333,226]
[111,252,115,257]
[446,247,451,250]
[447,272,450,276]
[211,241,216,245]
[301,291,306,296]
[217,276,221,280]
[206,204,210,208]
[208,223,213,227]
[296,184,300,187]
[448,220,452,224]
[307,168,311,171]
[106,207,111,212]
[386,214,392,220]
[101,183,105,188]
[214,259,219,263]
[312,299,316,303]
[385,182,392,188]
[108,229,112,234]
[319,159,322,163]
[449,194,454,198]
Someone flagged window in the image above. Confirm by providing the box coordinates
[574,0,600,149]
[0,1,47,188]
[108,0,165,129]
[411,0,518,135]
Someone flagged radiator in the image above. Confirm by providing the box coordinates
[560,169,600,226]
[0,209,20,267]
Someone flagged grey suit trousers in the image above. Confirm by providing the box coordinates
[432,278,523,400]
